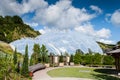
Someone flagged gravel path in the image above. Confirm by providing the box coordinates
[32,67,92,80]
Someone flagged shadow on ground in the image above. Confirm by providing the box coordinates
[93,68,120,80]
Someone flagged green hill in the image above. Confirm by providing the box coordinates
[97,41,115,52]
[0,15,40,43]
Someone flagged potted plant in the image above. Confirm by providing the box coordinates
[59,53,64,67]
[70,54,74,66]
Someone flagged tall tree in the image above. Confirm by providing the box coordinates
[70,54,74,62]
[59,53,63,63]
[41,44,48,63]
[13,48,17,65]
[21,45,29,77]
[74,49,82,64]
[103,55,114,65]
[93,53,102,65]
[32,43,41,64]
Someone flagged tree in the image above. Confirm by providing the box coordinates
[84,53,93,65]
[92,53,102,65]
[13,48,17,65]
[74,49,82,64]
[59,53,64,62]
[41,44,48,63]
[0,53,13,80]
[12,15,23,24]
[103,55,114,65]
[21,45,29,77]
[45,54,49,63]
[29,55,33,66]
[32,43,41,64]
[117,41,120,46]
[70,54,74,62]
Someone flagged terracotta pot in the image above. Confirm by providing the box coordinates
[29,72,33,77]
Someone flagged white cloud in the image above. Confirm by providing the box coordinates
[0,0,48,16]
[98,39,115,44]
[0,0,113,44]
[34,0,95,30]
[74,23,111,39]
[26,22,38,27]
[90,5,102,14]
[39,29,46,34]
[111,9,120,26]
[96,28,111,39]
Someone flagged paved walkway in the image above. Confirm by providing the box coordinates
[32,67,92,80]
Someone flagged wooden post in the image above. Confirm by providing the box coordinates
[118,56,120,71]
[115,57,119,71]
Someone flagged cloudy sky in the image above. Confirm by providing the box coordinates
[1,0,120,44]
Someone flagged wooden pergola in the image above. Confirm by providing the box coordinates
[107,48,120,71]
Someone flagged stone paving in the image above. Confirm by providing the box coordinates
[32,67,92,80]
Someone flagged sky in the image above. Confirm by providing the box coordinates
[0,0,120,44]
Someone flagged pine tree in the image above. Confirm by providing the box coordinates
[41,44,48,63]
[21,45,29,77]
[32,44,41,64]
[70,54,74,62]
[13,48,17,65]
[74,49,82,64]
[59,53,63,62]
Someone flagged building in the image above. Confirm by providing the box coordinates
[106,45,120,71]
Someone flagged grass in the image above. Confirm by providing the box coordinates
[47,67,120,80]
[0,41,13,54]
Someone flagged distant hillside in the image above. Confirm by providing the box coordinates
[0,41,13,54]
[97,41,115,52]
[0,15,40,43]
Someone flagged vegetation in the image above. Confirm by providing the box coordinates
[41,44,48,63]
[0,15,40,43]
[59,53,63,62]
[70,54,74,62]
[97,42,115,52]
[21,45,29,77]
[30,44,41,65]
[13,48,17,65]
[71,48,115,66]
[74,49,82,64]
[0,51,30,80]
[47,67,120,80]
[30,44,49,65]
[0,41,13,54]
[103,55,115,65]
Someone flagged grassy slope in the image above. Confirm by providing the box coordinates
[0,15,40,43]
[0,41,13,54]
[97,42,115,52]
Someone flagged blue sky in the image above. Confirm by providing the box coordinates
[0,0,120,44]
[45,0,120,43]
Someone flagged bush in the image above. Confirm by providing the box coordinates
[59,53,63,63]
[74,52,81,64]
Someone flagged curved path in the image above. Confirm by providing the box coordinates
[32,67,92,80]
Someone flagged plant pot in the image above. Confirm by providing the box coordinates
[70,62,74,66]
[44,63,50,68]
[59,62,64,67]
[29,72,33,77]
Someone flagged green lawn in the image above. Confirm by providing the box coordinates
[47,67,120,80]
